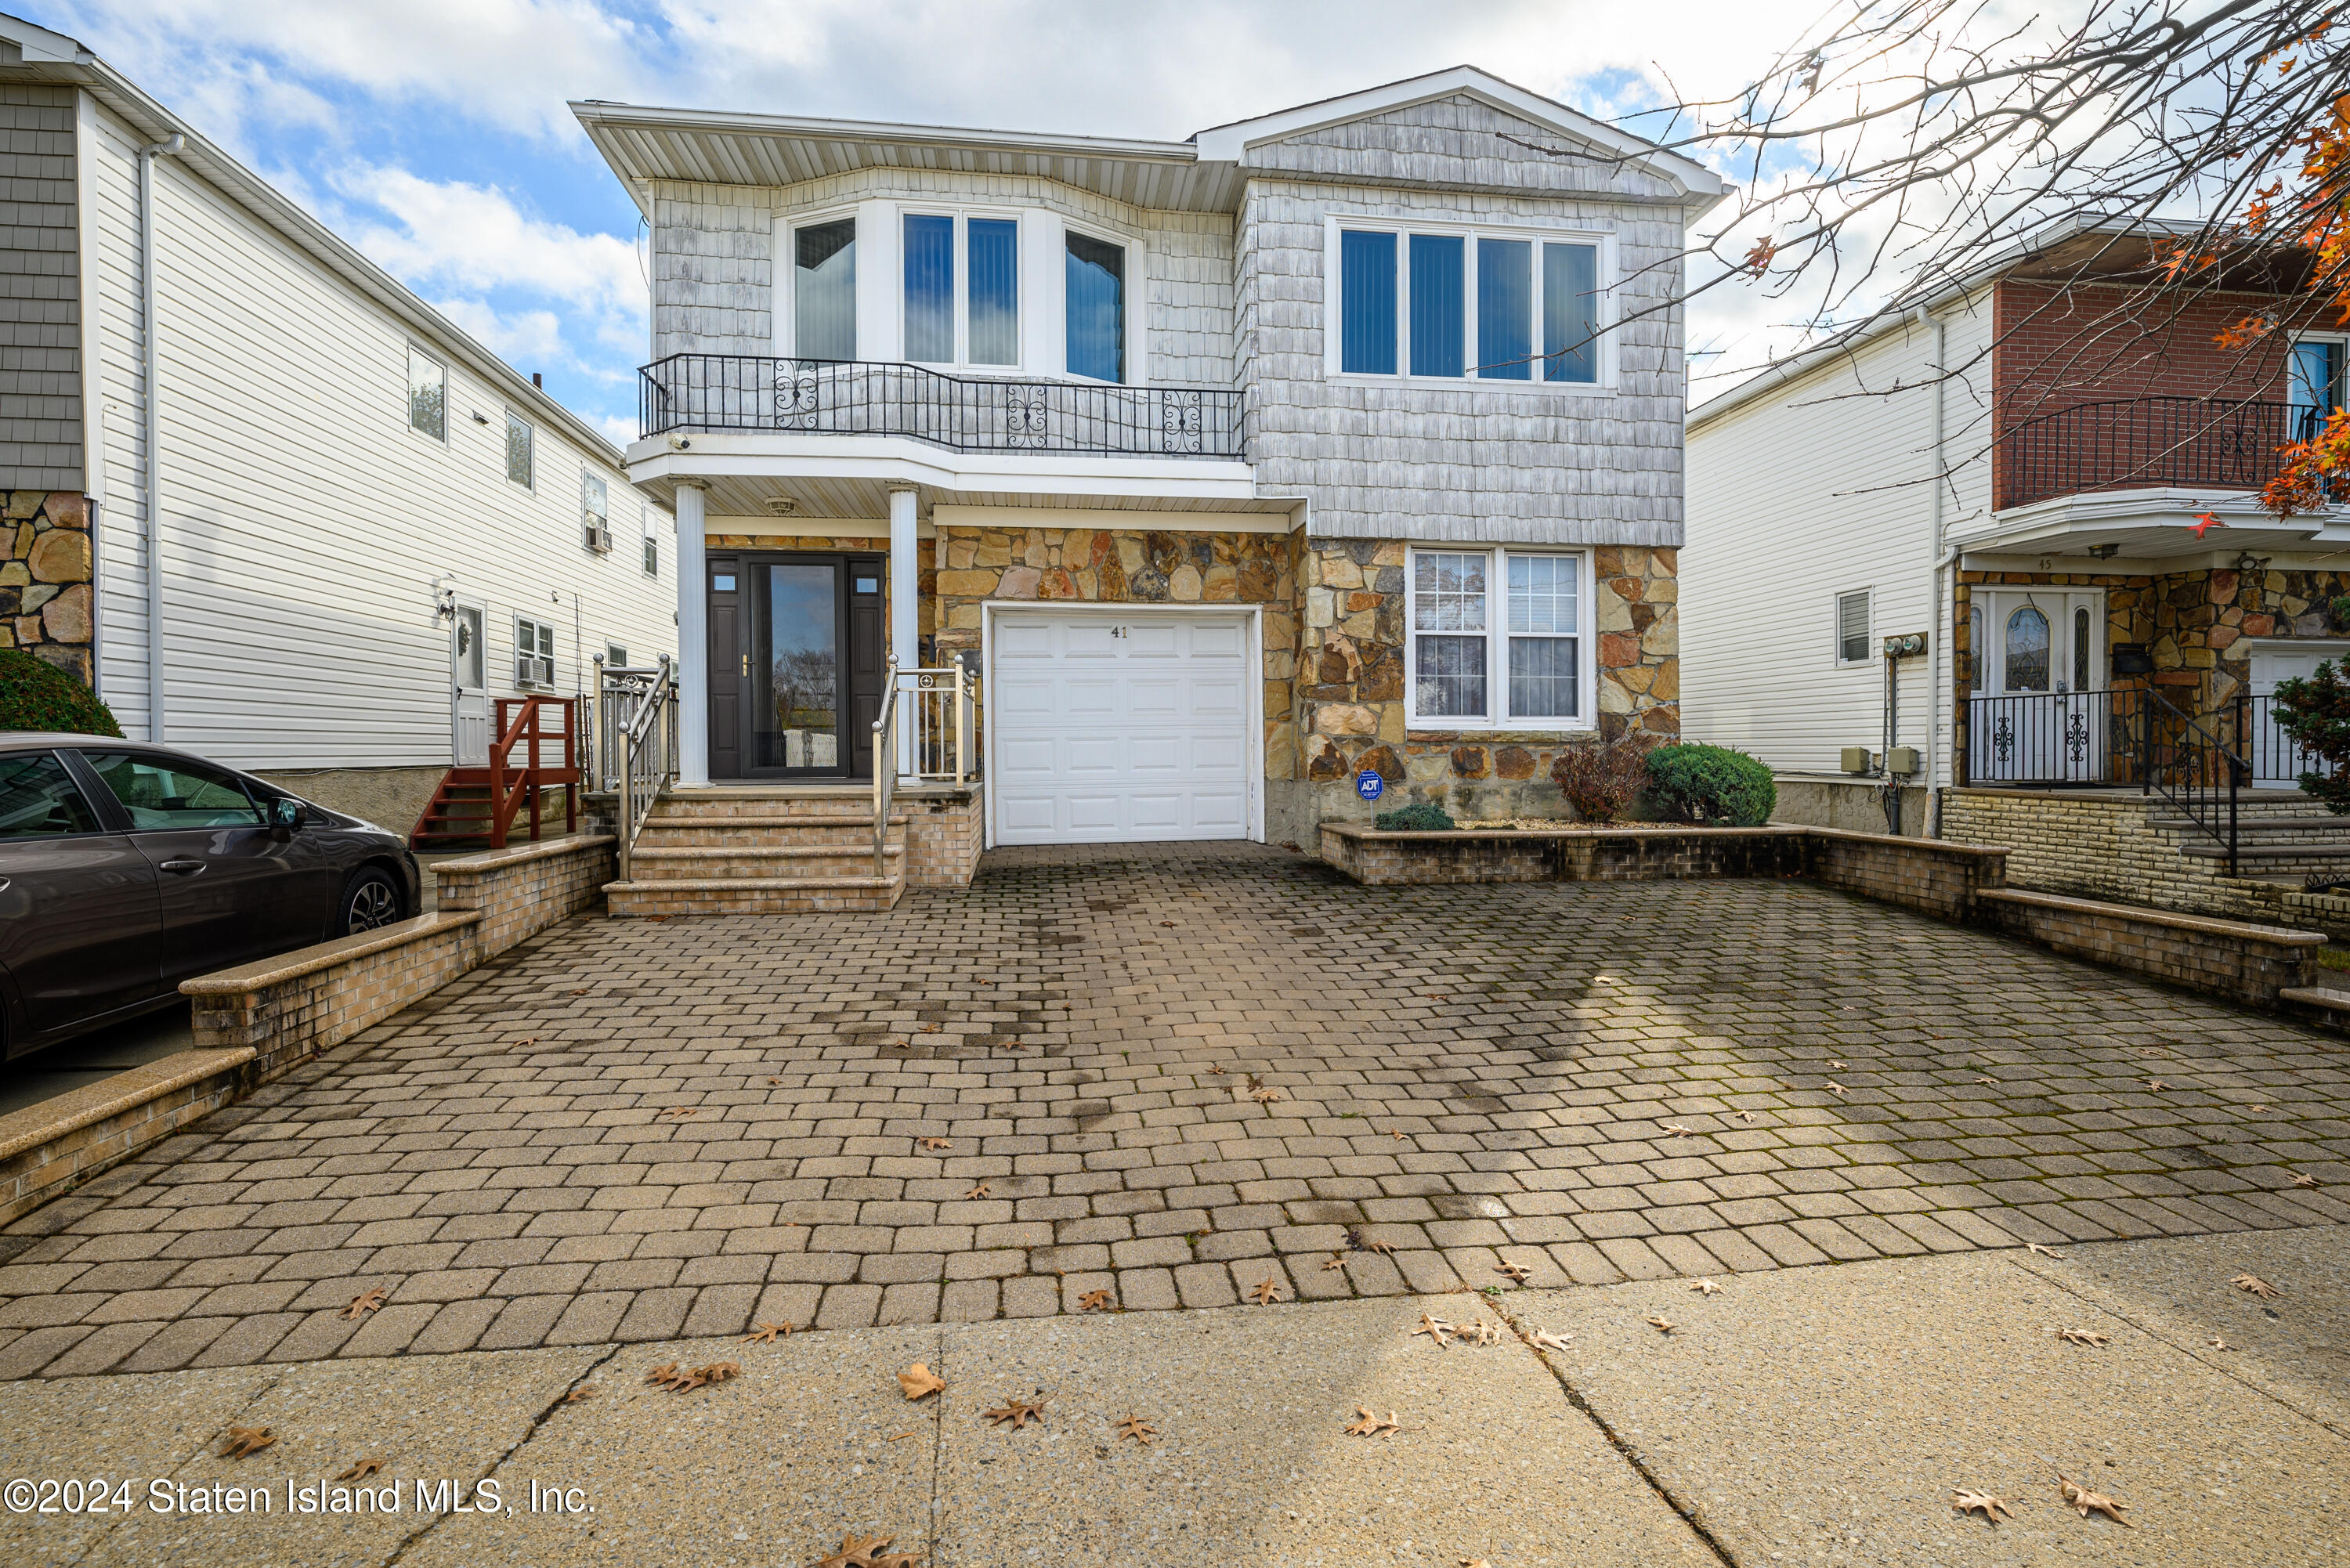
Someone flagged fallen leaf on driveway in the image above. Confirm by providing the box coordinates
[1644,1315,1676,1335]
[1343,1407,1400,1437]
[1078,1288,1116,1311]
[1246,1074,1264,1090]
[334,1458,385,1483]
[1494,1259,1531,1284]
[1688,1279,1724,1296]
[1951,1489,2011,1523]
[1660,1124,1693,1138]
[659,1106,698,1120]
[1824,1082,1848,1096]
[217,1427,276,1459]
[1249,1277,1283,1306]
[1975,1076,1998,1086]
[1365,1237,1396,1253]
[768,1077,783,1086]
[917,1137,950,1151]
[1115,1412,1157,1446]
[964,1183,990,1199]
[344,1287,388,1320]
[1388,1129,1407,1140]
[983,1397,1047,1430]
[1735,1110,1757,1122]
[562,1385,597,1403]
[1321,1255,1348,1272]
[898,1364,946,1401]
[2231,1274,2281,1299]
[1207,1064,1226,1075]
[2146,1080,2169,1092]
[2026,1242,2065,1259]
[2056,1473,2132,1525]
[1460,1319,1502,1347]
[918,1022,941,1033]
[1829,1060,1847,1070]
[1529,1329,1570,1351]
[2208,1335,2234,1351]
[1251,1088,1282,1104]
[1160,921,1176,927]
[741,1322,797,1344]
[810,1534,895,1568]
[2058,1328,2110,1347]
[1460,1559,1493,1568]
[1412,1314,1455,1348]
[2290,1172,2319,1188]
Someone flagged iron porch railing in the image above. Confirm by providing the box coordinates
[638,354,1244,458]
[1995,396,2308,511]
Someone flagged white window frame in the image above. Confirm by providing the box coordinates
[580,469,610,555]
[2289,331,2348,431]
[897,204,1027,372]
[1834,587,1875,667]
[642,531,660,579]
[1321,215,1615,394]
[779,204,864,362]
[1403,547,1596,731]
[605,641,628,669]
[1059,215,1144,388]
[406,345,447,443]
[514,613,558,690]
[504,410,535,490]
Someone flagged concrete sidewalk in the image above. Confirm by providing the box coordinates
[2,1225,2343,1567]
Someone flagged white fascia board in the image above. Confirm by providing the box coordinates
[0,13,83,63]
[1191,65,1725,200]
[570,99,1199,164]
[1954,488,2350,558]
[624,437,1260,501]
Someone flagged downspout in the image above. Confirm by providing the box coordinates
[1914,303,1955,837]
[137,132,183,742]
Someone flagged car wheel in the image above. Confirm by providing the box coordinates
[340,867,403,934]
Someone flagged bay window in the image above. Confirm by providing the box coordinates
[1407,547,1589,727]
[1332,219,1603,385]
[794,218,857,362]
[902,212,1024,369]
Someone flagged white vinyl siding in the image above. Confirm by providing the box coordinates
[1681,301,1994,782]
[81,96,677,766]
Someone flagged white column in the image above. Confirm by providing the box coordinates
[888,484,919,779]
[674,481,710,786]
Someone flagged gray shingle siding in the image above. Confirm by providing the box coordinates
[0,82,81,490]
[651,182,774,361]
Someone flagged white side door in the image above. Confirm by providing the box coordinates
[2248,643,2350,787]
[451,601,489,767]
[989,609,1254,845]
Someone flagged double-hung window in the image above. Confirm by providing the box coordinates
[581,471,610,555]
[903,212,1021,369]
[1407,548,1589,727]
[1835,589,1872,666]
[1335,222,1603,385]
[515,616,556,688]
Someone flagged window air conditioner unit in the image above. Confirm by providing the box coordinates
[518,653,555,687]
[584,519,612,554]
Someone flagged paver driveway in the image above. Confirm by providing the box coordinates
[4,841,2347,1379]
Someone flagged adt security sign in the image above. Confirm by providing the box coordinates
[1354,771,1385,802]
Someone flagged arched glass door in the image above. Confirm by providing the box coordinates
[1968,590,2104,782]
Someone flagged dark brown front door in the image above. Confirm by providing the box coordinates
[706,551,887,780]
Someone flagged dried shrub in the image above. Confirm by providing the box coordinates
[1549,737,1658,822]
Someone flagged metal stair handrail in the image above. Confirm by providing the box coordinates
[872,656,900,884]
[606,656,678,883]
[2140,685,2249,877]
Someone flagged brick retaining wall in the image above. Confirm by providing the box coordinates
[902,785,983,888]
[0,1049,255,1228]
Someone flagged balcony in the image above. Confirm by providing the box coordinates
[1995,396,2308,511]
[638,354,1244,460]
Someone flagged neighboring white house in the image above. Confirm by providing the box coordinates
[0,12,676,833]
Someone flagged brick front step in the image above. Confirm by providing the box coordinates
[602,874,905,915]
[628,845,905,880]
[636,814,906,849]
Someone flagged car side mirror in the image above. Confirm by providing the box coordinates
[269,797,305,842]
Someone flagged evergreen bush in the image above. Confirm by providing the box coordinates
[1643,742,1774,826]
[0,649,121,738]
[1374,801,1455,832]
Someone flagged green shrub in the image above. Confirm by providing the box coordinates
[1374,801,1455,832]
[0,649,120,737]
[1644,742,1774,826]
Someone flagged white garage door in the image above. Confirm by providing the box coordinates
[990,609,1253,844]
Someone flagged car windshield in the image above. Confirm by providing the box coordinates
[79,751,266,829]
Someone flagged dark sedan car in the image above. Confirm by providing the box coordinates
[0,733,422,1057]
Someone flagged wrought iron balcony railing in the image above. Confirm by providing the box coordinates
[1995,396,2308,511]
[638,354,1244,459]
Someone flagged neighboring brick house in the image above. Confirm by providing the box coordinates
[1683,219,2350,917]
[576,66,1725,907]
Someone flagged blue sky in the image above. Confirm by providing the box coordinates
[26,1,1838,446]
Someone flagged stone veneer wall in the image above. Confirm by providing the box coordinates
[929,520,1301,785]
[1956,562,2350,739]
[3,489,93,682]
[1299,541,1679,822]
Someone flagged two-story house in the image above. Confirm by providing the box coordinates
[1683,218,2350,917]
[576,67,1726,912]
[0,11,677,841]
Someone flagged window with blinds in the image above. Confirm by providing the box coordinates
[1836,590,1872,664]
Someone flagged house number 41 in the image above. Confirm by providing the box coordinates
[1110,626,1130,638]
